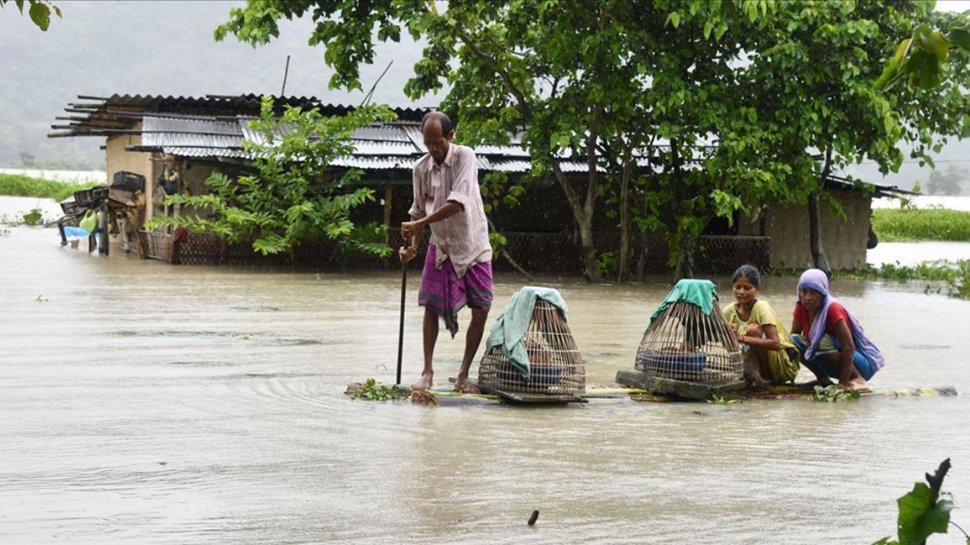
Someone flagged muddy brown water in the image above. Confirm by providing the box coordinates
[2,223,969,544]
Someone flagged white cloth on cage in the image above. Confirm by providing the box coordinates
[485,286,568,381]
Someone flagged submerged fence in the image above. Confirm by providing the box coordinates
[138,229,770,275]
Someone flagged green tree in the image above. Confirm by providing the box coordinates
[216,1,970,280]
[874,8,970,92]
[710,1,970,275]
[217,0,759,281]
[154,96,395,267]
[0,0,61,31]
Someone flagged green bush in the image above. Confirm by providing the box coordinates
[0,174,99,201]
[871,208,970,242]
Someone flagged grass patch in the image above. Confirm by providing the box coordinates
[871,208,970,242]
[0,173,99,202]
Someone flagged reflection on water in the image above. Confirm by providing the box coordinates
[2,225,970,544]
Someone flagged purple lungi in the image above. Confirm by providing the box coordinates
[418,245,494,338]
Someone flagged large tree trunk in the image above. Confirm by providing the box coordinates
[549,105,602,282]
[808,191,831,275]
[617,146,632,282]
[550,161,599,281]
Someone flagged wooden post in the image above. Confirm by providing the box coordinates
[99,201,110,256]
[383,184,394,243]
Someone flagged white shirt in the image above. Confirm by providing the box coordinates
[408,143,492,278]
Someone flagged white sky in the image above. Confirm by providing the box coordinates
[937,0,970,12]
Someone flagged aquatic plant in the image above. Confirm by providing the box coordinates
[0,173,98,202]
[812,384,860,402]
[349,378,409,402]
[857,260,970,300]
[22,208,42,226]
[872,208,970,242]
[707,394,741,405]
[872,459,968,545]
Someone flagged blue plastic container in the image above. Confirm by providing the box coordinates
[496,362,563,386]
[644,351,706,372]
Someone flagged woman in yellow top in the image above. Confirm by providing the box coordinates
[722,265,800,386]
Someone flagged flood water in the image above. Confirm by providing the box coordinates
[2,221,970,544]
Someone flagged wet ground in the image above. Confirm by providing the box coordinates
[2,220,970,544]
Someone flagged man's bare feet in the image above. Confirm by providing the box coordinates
[412,372,433,390]
[454,377,480,394]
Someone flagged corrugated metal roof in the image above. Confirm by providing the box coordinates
[350,139,421,156]
[49,93,431,138]
[401,125,429,154]
[483,158,589,173]
[238,118,423,156]
[351,125,415,142]
[160,147,249,159]
[68,97,643,176]
[136,113,594,174]
[331,156,418,170]
[474,144,530,157]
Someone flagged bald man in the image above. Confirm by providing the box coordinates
[399,112,493,393]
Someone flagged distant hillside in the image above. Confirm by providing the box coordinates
[1,1,967,191]
[0,0,440,169]
[843,139,970,194]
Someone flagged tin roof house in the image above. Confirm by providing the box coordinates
[50,93,906,273]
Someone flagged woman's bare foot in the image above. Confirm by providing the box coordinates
[746,376,770,389]
[412,372,433,390]
[842,376,870,393]
[809,376,834,388]
[454,377,480,394]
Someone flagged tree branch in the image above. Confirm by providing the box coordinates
[456,28,533,122]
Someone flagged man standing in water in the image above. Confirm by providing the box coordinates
[399,111,493,393]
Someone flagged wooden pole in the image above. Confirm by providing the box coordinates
[396,261,407,386]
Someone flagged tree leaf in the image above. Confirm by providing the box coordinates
[916,30,949,61]
[949,27,970,51]
[704,20,714,40]
[892,38,912,65]
[28,1,51,30]
[666,11,680,29]
[896,482,951,545]
[874,57,900,91]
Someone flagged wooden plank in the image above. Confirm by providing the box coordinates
[447,377,585,404]
[615,370,744,401]
[350,381,957,406]
[477,383,585,404]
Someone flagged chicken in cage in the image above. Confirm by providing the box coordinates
[635,279,743,386]
[478,287,585,397]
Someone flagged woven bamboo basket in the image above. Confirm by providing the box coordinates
[635,300,743,385]
[478,300,585,396]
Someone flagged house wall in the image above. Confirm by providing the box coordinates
[765,189,871,270]
[105,132,154,219]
